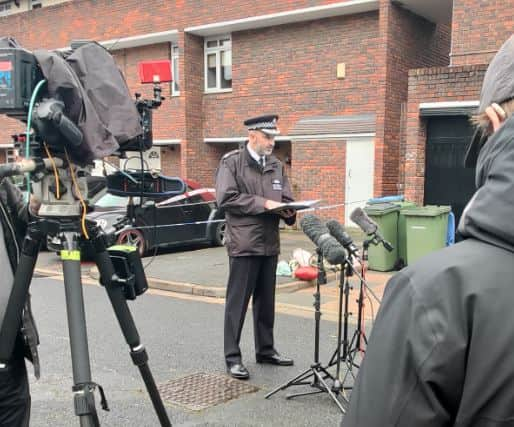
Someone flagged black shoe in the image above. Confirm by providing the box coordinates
[226,363,250,380]
[256,353,294,366]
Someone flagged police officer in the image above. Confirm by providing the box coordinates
[216,115,296,380]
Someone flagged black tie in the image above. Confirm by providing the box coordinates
[259,156,265,168]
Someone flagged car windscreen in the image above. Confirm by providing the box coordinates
[94,194,142,208]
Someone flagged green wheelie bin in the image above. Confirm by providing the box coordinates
[393,201,417,268]
[402,205,451,265]
[363,203,400,271]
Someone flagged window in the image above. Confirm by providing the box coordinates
[204,36,232,92]
[0,2,12,15]
[30,0,42,9]
[171,43,180,96]
[6,149,17,163]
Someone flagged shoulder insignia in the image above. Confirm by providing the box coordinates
[222,149,240,160]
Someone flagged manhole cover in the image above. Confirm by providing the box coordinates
[158,372,259,411]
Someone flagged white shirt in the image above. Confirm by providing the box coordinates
[246,145,265,167]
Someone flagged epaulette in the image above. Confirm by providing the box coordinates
[221,149,240,160]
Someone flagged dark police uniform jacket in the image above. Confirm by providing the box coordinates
[215,147,295,257]
[344,115,514,426]
[0,179,39,378]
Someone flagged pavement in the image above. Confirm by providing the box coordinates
[34,229,395,322]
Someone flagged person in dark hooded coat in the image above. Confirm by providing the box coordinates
[0,177,40,427]
[343,35,514,426]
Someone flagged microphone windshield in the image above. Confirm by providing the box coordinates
[326,220,353,246]
[300,214,346,265]
[350,207,378,235]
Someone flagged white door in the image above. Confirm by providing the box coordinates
[345,137,375,225]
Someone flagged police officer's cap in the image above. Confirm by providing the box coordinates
[244,115,280,136]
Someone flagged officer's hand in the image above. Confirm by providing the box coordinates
[29,195,41,216]
[279,209,295,219]
[264,200,285,210]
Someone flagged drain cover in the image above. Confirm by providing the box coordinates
[158,372,259,411]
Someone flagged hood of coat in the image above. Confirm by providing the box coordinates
[459,114,514,251]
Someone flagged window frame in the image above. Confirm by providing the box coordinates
[204,35,232,93]
[5,148,17,163]
[30,0,42,9]
[0,2,12,15]
[171,42,180,96]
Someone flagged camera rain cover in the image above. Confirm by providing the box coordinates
[33,42,142,164]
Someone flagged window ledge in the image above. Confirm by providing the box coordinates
[204,89,233,95]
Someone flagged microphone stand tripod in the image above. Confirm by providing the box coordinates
[346,239,371,365]
[265,248,346,413]
[327,238,381,392]
[326,253,357,405]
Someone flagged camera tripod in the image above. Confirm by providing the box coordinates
[0,215,172,427]
[265,248,347,413]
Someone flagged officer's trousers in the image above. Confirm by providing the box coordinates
[224,255,278,364]
[0,343,30,427]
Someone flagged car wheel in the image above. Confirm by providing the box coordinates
[213,221,226,246]
[117,228,146,256]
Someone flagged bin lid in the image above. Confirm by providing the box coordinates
[364,202,401,216]
[402,205,451,217]
[393,201,417,210]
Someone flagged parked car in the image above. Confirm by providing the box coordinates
[85,179,225,256]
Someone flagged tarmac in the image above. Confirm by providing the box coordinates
[34,229,395,323]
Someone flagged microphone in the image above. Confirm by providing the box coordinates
[326,219,360,258]
[350,207,394,252]
[300,214,346,265]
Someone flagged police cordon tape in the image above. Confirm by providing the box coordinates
[113,198,371,232]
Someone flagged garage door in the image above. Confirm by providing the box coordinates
[424,116,476,227]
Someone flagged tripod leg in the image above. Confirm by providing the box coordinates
[265,367,316,399]
[93,245,171,427]
[61,232,100,427]
[311,369,346,414]
[0,224,42,365]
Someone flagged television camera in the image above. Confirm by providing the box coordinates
[0,39,177,426]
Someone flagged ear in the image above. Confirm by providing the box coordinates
[485,105,503,132]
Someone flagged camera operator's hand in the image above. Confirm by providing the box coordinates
[29,195,41,216]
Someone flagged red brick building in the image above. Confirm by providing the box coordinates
[405,1,513,224]
[0,0,508,224]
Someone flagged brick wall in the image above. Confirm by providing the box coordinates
[452,0,514,66]
[0,0,350,50]
[292,140,345,222]
[376,1,451,199]
[404,64,487,204]
[203,12,381,137]
[160,146,181,176]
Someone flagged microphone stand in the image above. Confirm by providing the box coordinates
[265,248,346,413]
[327,237,381,395]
